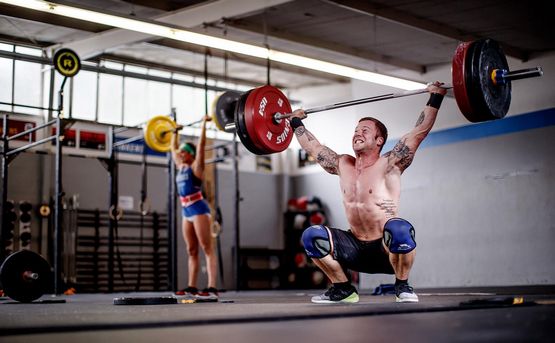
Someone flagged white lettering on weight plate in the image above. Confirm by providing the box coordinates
[259,97,268,117]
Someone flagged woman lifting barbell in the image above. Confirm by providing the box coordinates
[171,115,218,301]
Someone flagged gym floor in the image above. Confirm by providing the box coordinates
[1,287,553,342]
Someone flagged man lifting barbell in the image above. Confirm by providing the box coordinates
[289,81,447,304]
[170,115,218,301]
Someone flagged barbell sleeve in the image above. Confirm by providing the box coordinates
[23,271,39,280]
[492,67,543,85]
[503,67,543,82]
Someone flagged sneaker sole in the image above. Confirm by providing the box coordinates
[311,293,359,304]
[195,295,219,302]
[395,296,419,303]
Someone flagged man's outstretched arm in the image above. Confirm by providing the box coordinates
[385,81,447,172]
[290,110,340,175]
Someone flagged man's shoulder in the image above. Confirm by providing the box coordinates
[339,154,356,164]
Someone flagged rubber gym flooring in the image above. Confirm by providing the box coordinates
[1,286,553,342]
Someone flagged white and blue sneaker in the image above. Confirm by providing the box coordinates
[395,283,419,303]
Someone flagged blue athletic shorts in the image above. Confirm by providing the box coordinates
[181,199,211,221]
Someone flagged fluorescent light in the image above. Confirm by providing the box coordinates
[269,50,424,90]
[1,0,425,90]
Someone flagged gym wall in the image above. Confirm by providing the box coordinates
[290,52,555,288]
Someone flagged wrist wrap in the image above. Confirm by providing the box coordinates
[290,117,305,130]
[426,93,444,109]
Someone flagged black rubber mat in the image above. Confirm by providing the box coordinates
[1,288,554,339]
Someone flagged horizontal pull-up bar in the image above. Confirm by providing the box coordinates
[6,135,56,156]
[0,101,57,112]
[7,119,57,141]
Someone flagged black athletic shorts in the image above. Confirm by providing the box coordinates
[329,227,395,275]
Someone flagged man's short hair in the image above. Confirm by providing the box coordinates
[358,117,388,152]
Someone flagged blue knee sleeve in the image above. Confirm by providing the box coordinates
[383,218,416,254]
[301,225,331,258]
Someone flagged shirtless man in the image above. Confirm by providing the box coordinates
[290,82,447,303]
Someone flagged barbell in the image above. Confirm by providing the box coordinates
[142,38,542,155]
[222,38,542,155]
[0,250,52,302]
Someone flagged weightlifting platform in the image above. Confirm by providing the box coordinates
[1,286,553,342]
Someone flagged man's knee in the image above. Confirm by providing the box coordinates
[301,225,331,258]
[383,218,416,254]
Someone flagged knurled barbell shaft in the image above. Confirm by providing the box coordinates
[223,87,451,131]
[161,118,204,135]
[273,84,453,120]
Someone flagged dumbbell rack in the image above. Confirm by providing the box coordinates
[74,209,169,293]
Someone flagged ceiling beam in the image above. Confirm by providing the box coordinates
[152,38,350,84]
[96,53,272,88]
[49,0,294,60]
[222,18,426,73]
[121,0,205,12]
[327,0,530,61]
[0,3,109,32]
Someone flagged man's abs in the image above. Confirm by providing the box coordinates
[343,198,396,240]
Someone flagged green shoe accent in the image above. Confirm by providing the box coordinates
[342,292,359,303]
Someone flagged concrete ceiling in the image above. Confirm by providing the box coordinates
[0,0,552,89]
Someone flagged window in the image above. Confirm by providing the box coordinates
[2,43,253,126]
[0,57,13,112]
[72,70,97,120]
[172,84,194,125]
[14,60,43,115]
[123,77,148,126]
[147,80,171,118]
[98,74,123,125]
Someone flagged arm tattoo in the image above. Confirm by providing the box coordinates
[294,127,315,141]
[378,199,397,218]
[316,147,339,174]
[415,111,425,127]
[390,138,414,171]
[294,126,306,137]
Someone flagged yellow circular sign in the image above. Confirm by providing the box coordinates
[53,48,81,77]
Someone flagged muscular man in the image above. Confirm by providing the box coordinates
[171,115,218,300]
[291,82,447,303]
